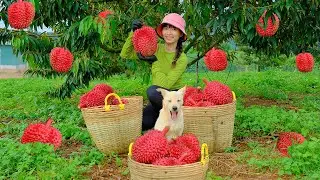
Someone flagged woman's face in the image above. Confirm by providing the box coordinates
[162,24,182,45]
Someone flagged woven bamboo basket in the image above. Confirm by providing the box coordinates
[183,92,237,153]
[127,143,209,180]
[81,93,143,154]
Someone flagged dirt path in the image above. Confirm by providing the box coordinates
[0,69,26,79]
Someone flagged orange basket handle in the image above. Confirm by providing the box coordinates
[129,142,208,165]
[232,91,236,101]
[201,143,209,165]
[104,93,125,111]
[128,142,133,157]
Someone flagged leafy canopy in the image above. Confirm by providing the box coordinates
[0,0,319,98]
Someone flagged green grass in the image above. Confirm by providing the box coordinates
[234,106,320,138]
[237,138,320,179]
[0,69,319,179]
[0,139,89,179]
[183,69,320,100]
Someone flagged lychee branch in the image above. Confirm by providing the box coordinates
[184,37,198,54]
[187,34,229,68]
[99,43,121,53]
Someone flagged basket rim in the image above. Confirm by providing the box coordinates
[182,100,236,109]
[80,95,143,111]
[127,155,209,168]
[128,156,209,179]
[128,143,209,167]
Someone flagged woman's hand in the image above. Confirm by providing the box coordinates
[137,52,157,64]
[132,19,143,32]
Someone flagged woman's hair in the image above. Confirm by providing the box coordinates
[161,23,184,67]
[172,36,183,67]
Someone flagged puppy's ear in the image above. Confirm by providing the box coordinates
[178,86,186,96]
[156,88,168,97]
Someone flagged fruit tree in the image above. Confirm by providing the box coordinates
[0,0,319,98]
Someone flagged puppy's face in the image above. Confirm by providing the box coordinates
[157,86,186,120]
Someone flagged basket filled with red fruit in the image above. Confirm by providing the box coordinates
[183,79,236,153]
[127,128,209,180]
[79,83,143,154]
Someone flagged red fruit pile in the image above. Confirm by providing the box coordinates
[79,83,126,109]
[132,26,158,57]
[276,132,305,157]
[78,84,128,109]
[8,0,35,29]
[132,129,201,166]
[111,98,129,105]
[78,84,111,108]
[159,134,200,165]
[204,48,228,71]
[184,79,233,107]
[203,79,233,105]
[183,86,203,106]
[175,134,201,164]
[132,128,169,164]
[50,47,74,73]
[256,11,280,37]
[296,52,314,72]
[21,118,62,150]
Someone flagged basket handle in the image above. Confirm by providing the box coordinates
[104,93,125,111]
[129,142,208,165]
[232,91,236,101]
[200,143,209,165]
[128,142,133,157]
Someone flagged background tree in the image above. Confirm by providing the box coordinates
[0,0,319,98]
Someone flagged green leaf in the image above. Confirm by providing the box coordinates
[74,2,79,13]
[142,71,150,84]
[30,0,40,12]
[79,21,85,36]
[212,20,219,33]
[239,15,245,32]
[110,19,117,35]
[227,17,233,32]
[13,37,21,49]
[97,22,103,35]
[286,0,294,10]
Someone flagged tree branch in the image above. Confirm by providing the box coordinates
[184,37,198,54]
[99,43,122,53]
[187,34,229,68]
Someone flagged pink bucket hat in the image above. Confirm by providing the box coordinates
[156,13,187,41]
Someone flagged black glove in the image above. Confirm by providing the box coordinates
[137,52,157,64]
[132,19,143,32]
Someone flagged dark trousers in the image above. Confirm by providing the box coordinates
[142,85,170,131]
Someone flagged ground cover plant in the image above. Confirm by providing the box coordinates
[0,67,319,179]
[1,1,320,179]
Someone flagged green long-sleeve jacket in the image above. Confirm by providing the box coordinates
[120,32,188,90]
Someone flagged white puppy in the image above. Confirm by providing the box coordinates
[154,86,186,140]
